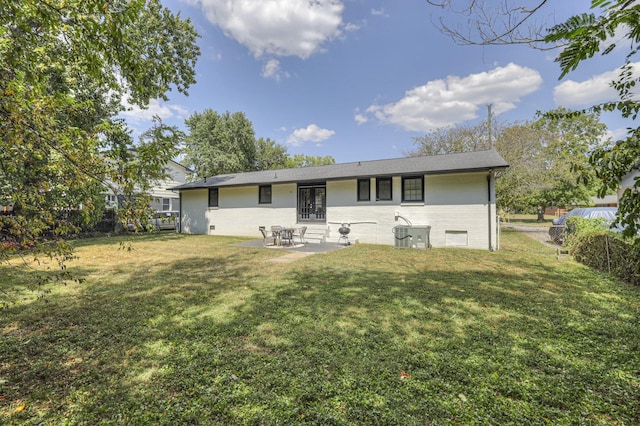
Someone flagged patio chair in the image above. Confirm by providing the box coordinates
[293,226,307,244]
[270,225,283,246]
[259,227,276,247]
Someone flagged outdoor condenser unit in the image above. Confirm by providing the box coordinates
[393,225,431,249]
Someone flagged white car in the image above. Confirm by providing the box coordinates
[551,207,617,226]
[548,207,618,244]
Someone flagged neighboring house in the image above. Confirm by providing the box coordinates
[546,194,618,217]
[618,167,639,201]
[591,194,618,207]
[149,160,193,212]
[172,149,508,250]
[105,159,193,212]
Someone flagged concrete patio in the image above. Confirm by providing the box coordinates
[233,239,352,254]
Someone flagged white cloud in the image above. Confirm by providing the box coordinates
[354,113,368,125]
[606,127,628,143]
[120,98,190,123]
[344,22,360,32]
[287,124,335,146]
[193,0,345,59]
[554,63,640,106]
[363,63,542,132]
[371,8,388,17]
[261,58,290,81]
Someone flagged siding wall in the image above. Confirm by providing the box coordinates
[179,171,497,250]
[149,162,192,212]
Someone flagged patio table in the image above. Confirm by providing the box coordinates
[271,226,295,246]
[280,227,295,246]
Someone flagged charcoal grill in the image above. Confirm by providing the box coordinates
[338,223,351,245]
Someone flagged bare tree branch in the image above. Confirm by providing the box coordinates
[426,0,561,50]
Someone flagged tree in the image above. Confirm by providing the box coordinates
[101,118,184,232]
[520,108,606,220]
[183,109,336,176]
[408,120,496,156]
[546,1,640,241]
[426,0,552,48]
[255,137,289,171]
[284,154,336,168]
[426,0,640,242]
[183,109,258,177]
[0,0,200,289]
[494,122,548,215]
[408,108,605,220]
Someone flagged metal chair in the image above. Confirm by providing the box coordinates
[270,225,283,246]
[259,226,276,247]
[293,226,307,244]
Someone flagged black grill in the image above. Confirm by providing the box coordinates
[338,224,351,245]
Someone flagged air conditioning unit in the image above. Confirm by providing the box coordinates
[394,225,431,249]
[394,225,412,248]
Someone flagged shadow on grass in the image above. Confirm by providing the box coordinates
[68,231,188,248]
[2,237,639,424]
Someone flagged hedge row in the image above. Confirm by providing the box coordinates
[565,217,640,285]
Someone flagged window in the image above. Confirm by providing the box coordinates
[208,188,219,207]
[357,179,370,201]
[259,185,272,204]
[376,177,392,201]
[162,198,171,210]
[402,176,424,202]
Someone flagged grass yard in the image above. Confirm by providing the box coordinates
[1,230,639,424]
[500,213,557,226]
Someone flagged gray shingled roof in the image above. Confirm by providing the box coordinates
[171,149,508,190]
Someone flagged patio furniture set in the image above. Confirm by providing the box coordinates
[259,225,307,248]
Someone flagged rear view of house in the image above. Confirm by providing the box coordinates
[171,149,508,250]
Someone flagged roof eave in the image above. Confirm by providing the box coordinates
[169,164,509,191]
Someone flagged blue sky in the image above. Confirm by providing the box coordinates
[122,0,635,164]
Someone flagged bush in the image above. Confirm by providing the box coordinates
[565,217,640,285]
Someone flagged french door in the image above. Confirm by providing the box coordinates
[297,185,326,223]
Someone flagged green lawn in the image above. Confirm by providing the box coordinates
[1,230,639,424]
[500,213,557,226]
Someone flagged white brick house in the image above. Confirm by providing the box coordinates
[172,150,508,250]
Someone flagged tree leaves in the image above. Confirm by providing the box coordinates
[0,0,200,293]
[546,0,640,246]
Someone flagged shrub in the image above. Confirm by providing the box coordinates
[563,217,609,247]
[565,217,640,285]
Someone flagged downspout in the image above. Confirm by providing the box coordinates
[487,170,494,251]
[178,191,182,233]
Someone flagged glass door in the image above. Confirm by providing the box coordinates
[297,185,326,223]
